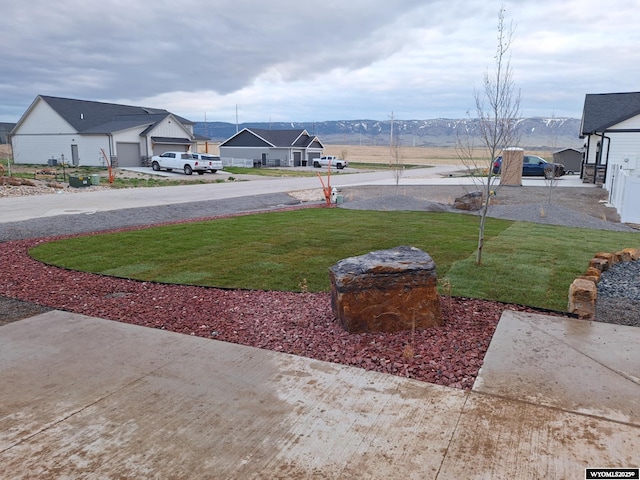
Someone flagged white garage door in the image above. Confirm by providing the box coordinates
[116,142,141,167]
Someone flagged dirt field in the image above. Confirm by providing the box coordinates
[321,145,555,166]
[1,143,555,168]
[0,144,10,159]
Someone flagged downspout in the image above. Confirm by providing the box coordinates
[107,134,114,165]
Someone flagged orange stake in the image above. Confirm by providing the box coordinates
[317,172,331,206]
[100,148,115,184]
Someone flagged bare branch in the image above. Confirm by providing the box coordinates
[456,4,521,265]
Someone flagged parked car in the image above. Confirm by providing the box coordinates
[312,155,348,169]
[151,151,209,175]
[492,155,565,178]
[191,153,222,173]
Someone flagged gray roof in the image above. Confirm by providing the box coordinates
[250,128,307,147]
[39,96,193,134]
[222,128,322,148]
[580,92,640,135]
[553,147,581,154]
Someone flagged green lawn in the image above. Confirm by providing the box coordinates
[29,208,638,311]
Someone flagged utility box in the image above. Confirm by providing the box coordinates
[89,174,100,185]
[501,147,524,186]
[69,175,90,188]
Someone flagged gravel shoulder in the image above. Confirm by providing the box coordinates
[337,184,633,231]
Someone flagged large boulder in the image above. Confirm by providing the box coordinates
[329,246,443,333]
[453,191,483,211]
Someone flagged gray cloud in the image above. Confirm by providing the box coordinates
[2,1,425,102]
[1,0,639,122]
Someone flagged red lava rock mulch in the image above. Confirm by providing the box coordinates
[0,237,560,391]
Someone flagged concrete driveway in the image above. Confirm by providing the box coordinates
[0,309,638,478]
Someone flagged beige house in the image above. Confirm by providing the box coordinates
[10,95,198,167]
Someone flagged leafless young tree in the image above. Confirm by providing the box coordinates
[391,134,404,188]
[544,166,561,203]
[457,5,521,265]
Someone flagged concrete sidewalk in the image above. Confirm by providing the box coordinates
[1,310,637,478]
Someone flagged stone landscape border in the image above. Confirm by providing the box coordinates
[568,247,640,319]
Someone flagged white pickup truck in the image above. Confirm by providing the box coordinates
[312,155,348,169]
[191,153,223,173]
[151,151,219,175]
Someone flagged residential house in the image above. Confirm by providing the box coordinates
[10,95,197,167]
[219,128,324,168]
[580,91,640,224]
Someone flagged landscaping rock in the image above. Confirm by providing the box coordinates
[453,191,483,211]
[568,278,597,319]
[329,246,442,333]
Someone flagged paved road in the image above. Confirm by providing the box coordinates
[1,165,588,224]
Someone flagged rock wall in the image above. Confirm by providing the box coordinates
[568,247,640,319]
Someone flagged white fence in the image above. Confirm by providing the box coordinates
[608,161,640,224]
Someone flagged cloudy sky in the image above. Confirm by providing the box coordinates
[2,0,639,123]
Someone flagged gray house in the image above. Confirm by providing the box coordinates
[10,95,197,167]
[580,91,640,224]
[219,128,324,167]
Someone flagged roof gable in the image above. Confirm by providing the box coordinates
[580,92,640,134]
[249,128,307,147]
[220,128,273,147]
[308,139,324,149]
[221,128,317,148]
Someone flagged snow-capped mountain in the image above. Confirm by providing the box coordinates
[195,117,582,149]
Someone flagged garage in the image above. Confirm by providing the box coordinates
[151,137,192,156]
[115,142,141,167]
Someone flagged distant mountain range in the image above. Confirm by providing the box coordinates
[194,117,583,149]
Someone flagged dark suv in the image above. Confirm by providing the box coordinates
[492,155,565,178]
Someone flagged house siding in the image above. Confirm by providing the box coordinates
[584,115,640,166]
[220,146,270,167]
[11,133,110,166]
[147,117,195,155]
[77,135,112,166]
[11,135,72,164]
[15,100,75,135]
[603,128,640,214]
[611,115,640,129]
[149,117,189,138]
